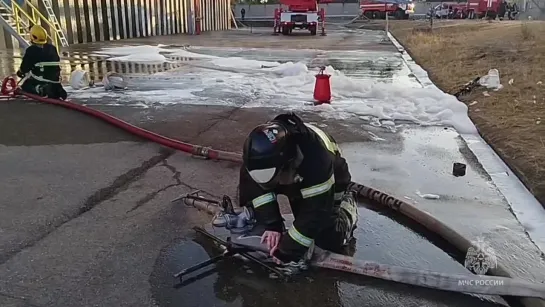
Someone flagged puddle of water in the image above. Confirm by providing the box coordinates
[341,126,509,228]
[0,49,198,85]
[186,47,406,81]
[0,45,410,88]
[61,46,419,110]
[150,204,505,307]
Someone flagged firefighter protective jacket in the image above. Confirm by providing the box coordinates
[239,115,351,263]
[19,43,62,83]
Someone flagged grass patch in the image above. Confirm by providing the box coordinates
[390,20,545,207]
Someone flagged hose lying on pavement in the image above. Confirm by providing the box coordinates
[4,90,241,163]
[2,76,544,306]
[313,249,545,298]
[185,197,545,299]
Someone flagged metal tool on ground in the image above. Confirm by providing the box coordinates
[173,227,289,283]
[174,193,545,299]
[172,190,234,216]
[172,192,290,283]
[174,192,262,241]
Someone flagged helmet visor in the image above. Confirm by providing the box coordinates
[248,168,278,184]
[244,123,293,189]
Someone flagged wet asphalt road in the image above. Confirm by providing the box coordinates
[151,207,506,307]
[1,28,544,307]
[0,100,518,307]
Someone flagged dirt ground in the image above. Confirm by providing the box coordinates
[387,20,545,208]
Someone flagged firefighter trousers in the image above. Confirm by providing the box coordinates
[21,77,67,100]
[311,190,358,253]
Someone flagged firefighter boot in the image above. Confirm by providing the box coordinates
[337,190,358,245]
[34,84,46,96]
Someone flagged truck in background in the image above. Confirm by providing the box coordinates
[467,0,503,19]
[360,0,415,20]
[273,0,334,35]
[428,0,504,19]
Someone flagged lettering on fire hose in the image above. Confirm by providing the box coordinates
[317,253,390,278]
[328,260,390,277]
[350,183,403,211]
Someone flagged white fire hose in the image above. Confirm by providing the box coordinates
[69,70,128,90]
[182,196,545,299]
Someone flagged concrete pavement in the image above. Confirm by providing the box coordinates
[0,99,525,307]
[1,27,544,307]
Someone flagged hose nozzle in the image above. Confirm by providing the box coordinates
[212,206,255,233]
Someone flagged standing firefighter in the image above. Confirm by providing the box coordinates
[17,25,67,100]
[239,113,358,265]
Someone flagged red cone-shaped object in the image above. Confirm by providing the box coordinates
[314,69,331,105]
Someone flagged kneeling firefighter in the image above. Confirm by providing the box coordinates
[17,25,67,100]
[239,113,359,264]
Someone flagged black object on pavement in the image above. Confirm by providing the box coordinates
[453,162,467,177]
[453,76,481,98]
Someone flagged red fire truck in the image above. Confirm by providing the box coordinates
[360,0,415,19]
[430,0,503,19]
[466,0,503,19]
[273,0,333,36]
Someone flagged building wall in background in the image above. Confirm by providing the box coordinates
[0,0,231,49]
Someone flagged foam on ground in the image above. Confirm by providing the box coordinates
[72,46,477,134]
[200,59,476,134]
[211,57,283,70]
[167,49,220,59]
[94,45,172,56]
[108,53,170,63]
[93,45,220,63]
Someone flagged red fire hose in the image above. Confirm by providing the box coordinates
[1,77,240,162]
[2,76,543,307]
[0,76,17,99]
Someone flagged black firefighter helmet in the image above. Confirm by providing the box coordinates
[243,121,297,188]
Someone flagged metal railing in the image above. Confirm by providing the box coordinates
[0,0,63,48]
[0,12,28,47]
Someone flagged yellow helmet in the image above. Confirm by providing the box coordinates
[29,25,48,44]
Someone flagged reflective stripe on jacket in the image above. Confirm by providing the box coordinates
[238,119,352,262]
